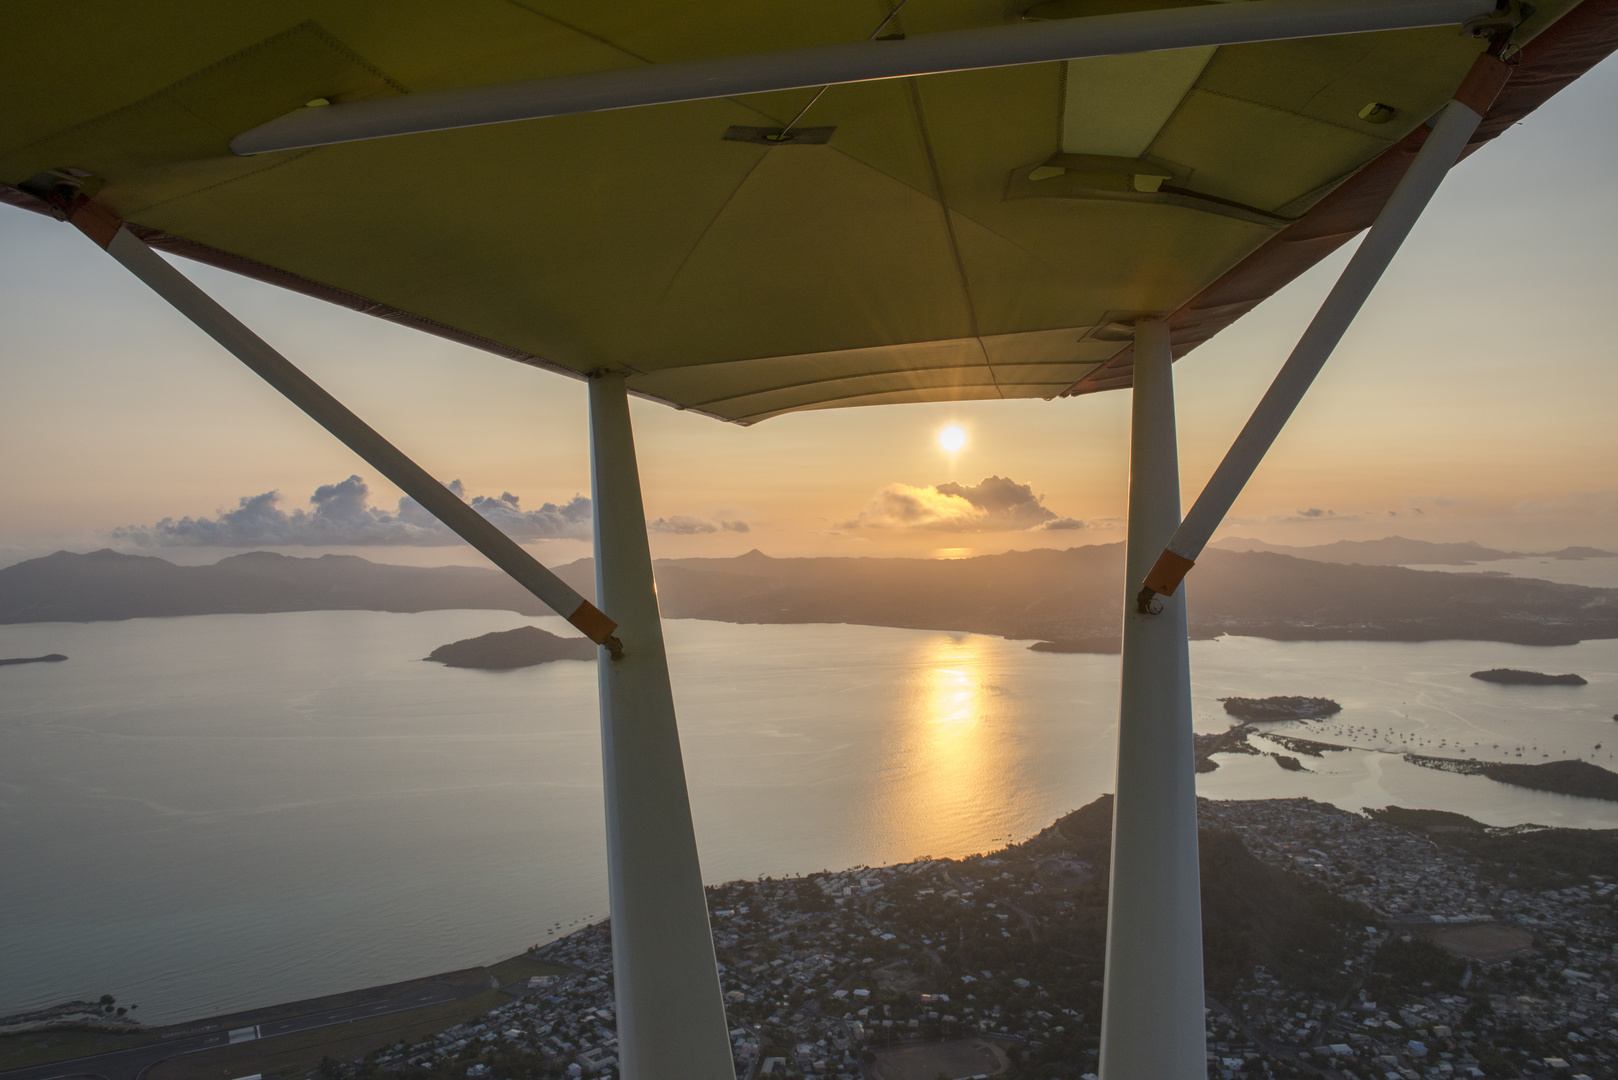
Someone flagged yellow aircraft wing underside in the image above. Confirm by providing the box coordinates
[0,1,1578,422]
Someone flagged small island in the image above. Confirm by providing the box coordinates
[425,627,597,670]
[1028,636,1121,655]
[0,653,67,666]
[1542,545,1617,560]
[1220,696,1342,722]
[1470,668,1587,686]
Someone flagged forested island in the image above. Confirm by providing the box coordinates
[425,627,596,670]
[1221,696,1342,722]
[0,653,66,666]
[1026,637,1123,654]
[1469,668,1587,686]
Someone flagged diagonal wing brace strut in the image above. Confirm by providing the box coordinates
[1137,52,1512,615]
[60,201,623,657]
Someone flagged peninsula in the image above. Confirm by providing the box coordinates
[1214,535,1617,565]
[1405,755,1618,803]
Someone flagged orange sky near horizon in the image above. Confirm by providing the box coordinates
[3,56,1616,571]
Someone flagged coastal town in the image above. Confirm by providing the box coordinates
[334,795,1616,1080]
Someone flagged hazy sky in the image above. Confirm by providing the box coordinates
[3,55,1615,570]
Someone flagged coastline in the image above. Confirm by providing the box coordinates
[6,615,1618,1027]
[7,794,1614,1080]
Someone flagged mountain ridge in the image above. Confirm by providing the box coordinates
[1213,535,1616,566]
[7,545,1618,647]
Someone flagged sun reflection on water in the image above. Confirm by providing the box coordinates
[871,634,1025,859]
[929,664,979,727]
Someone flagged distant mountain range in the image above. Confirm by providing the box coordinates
[7,544,1618,647]
[1213,535,1615,566]
[0,549,572,623]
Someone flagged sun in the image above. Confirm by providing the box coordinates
[938,425,967,454]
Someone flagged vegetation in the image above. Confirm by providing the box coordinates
[1220,697,1341,722]
[1366,935,1466,994]
[1401,756,1618,804]
[1479,759,1618,802]
[1366,806,1486,832]
[1469,668,1586,686]
[1369,804,1618,884]
[1197,829,1370,995]
[0,1027,161,1073]
[424,627,595,670]
[1046,797,1372,999]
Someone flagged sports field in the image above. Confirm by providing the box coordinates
[871,1038,1008,1080]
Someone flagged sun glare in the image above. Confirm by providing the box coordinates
[938,425,966,454]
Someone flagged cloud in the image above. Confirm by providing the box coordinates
[647,514,753,535]
[465,490,592,540]
[845,484,979,530]
[847,475,1079,533]
[1222,507,1365,528]
[648,515,718,535]
[113,475,592,547]
[1258,508,1362,524]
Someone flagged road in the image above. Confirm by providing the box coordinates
[1,980,486,1080]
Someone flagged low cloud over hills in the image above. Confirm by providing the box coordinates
[111,475,592,547]
[845,475,1083,533]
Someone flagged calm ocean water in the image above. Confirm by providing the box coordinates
[3,611,1617,1023]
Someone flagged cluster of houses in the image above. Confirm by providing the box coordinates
[1198,799,1616,1080]
[1198,799,1494,922]
[352,797,1613,1080]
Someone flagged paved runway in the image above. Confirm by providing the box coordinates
[1,980,482,1080]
